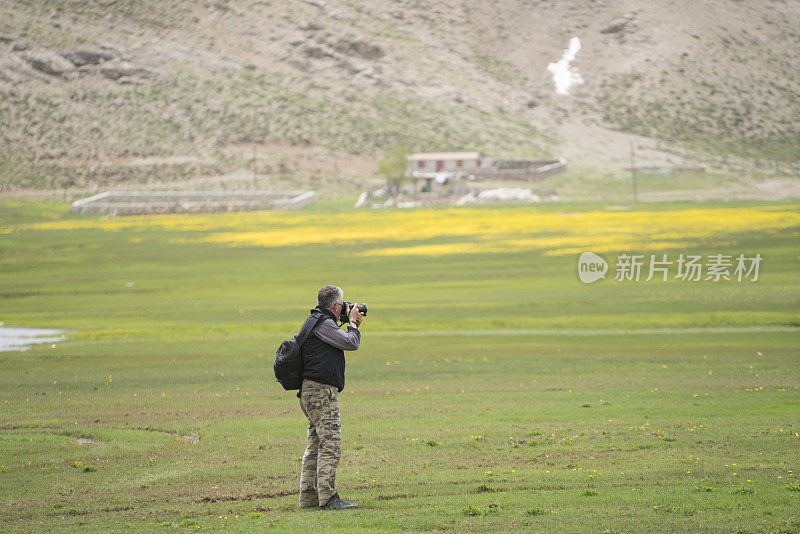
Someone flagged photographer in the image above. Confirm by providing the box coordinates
[298,285,364,510]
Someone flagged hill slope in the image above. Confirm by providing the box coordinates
[0,0,798,192]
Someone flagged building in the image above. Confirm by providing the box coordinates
[408,152,484,176]
[407,151,566,195]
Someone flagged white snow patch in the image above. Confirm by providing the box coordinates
[547,37,584,95]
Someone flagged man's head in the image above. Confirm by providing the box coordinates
[318,285,344,314]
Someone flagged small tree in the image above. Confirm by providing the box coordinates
[377,145,410,195]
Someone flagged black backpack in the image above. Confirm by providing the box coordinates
[274,311,325,390]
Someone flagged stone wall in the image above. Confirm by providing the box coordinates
[470,158,566,181]
[70,190,315,216]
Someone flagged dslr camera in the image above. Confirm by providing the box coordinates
[339,301,368,323]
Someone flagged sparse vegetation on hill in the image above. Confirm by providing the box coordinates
[0,0,798,192]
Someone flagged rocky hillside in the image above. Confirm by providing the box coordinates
[0,0,797,192]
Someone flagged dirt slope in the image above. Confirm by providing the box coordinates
[0,0,797,192]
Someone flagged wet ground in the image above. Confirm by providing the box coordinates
[0,327,66,351]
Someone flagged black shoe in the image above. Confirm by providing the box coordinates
[320,494,358,510]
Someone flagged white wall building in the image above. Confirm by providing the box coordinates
[407,152,484,177]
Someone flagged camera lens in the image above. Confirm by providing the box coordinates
[339,301,367,322]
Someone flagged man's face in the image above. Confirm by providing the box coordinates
[332,297,344,315]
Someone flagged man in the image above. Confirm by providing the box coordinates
[298,285,364,510]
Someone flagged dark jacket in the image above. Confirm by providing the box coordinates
[300,306,360,392]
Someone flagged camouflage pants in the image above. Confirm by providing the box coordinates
[298,379,341,507]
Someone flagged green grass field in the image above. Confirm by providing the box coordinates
[1,199,798,532]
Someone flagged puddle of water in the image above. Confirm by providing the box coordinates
[0,327,67,352]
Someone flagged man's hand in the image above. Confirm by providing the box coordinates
[348,303,363,328]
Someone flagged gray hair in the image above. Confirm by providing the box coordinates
[318,285,343,309]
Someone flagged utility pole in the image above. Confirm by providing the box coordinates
[253,143,258,188]
[630,141,638,202]
[252,111,258,189]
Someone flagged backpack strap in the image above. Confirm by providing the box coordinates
[297,310,326,346]
[295,311,326,398]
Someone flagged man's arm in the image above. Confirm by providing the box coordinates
[314,318,361,351]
